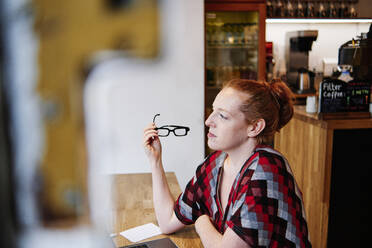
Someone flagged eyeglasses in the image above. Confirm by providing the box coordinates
[153,114,190,137]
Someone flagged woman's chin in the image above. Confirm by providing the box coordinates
[207,140,219,151]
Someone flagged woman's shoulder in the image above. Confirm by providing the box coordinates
[254,145,288,165]
[250,145,292,179]
[255,145,284,158]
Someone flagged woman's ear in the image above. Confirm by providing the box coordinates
[247,119,265,138]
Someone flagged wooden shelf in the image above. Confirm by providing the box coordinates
[207,44,257,49]
[293,105,372,128]
[266,18,372,24]
[294,92,317,98]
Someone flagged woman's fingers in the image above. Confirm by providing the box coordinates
[144,129,158,143]
[143,122,162,163]
[144,122,156,131]
[143,123,160,149]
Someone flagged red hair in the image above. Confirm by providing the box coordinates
[223,78,294,144]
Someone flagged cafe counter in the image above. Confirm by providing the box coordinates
[274,105,372,248]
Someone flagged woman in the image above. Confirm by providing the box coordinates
[143,79,311,248]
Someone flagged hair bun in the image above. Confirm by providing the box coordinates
[269,78,294,130]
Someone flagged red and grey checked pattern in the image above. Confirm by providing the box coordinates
[174,145,311,247]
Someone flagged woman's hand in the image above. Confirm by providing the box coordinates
[143,123,162,164]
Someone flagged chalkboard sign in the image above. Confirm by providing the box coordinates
[319,79,371,113]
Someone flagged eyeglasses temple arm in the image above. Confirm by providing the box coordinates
[153,113,160,124]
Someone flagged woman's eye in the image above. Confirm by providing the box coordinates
[219,113,227,120]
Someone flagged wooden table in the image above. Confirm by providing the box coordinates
[109,173,202,248]
[274,105,372,248]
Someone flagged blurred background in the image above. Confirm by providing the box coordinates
[2,0,371,247]
[0,0,204,247]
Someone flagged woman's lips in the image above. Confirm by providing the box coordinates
[207,132,216,138]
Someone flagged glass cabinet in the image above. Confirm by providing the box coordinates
[206,11,259,87]
[204,0,266,154]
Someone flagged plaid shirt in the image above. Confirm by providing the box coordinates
[174,145,311,248]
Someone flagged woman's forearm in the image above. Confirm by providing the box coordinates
[195,215,223,247]
[195,215,249,248]
[150,159,177,233]
[144,124,184,233]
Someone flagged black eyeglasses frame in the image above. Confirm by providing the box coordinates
[152,114,190,137]
[155,125,190,137]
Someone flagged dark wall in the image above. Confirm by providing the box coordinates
[327,128,372,247]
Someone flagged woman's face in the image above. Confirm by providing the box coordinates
[205,87,251,152]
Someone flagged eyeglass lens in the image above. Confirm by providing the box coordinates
[174,128,188,136]
[157,128,170,137]
[156,127,189,137]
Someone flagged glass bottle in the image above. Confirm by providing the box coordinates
[238,23,245,45]
[243,25,251,45]
[302,1,309,18]
[240,66,249,79]
[318,1,327,18]
[329,1,337,18]
[211,25,217,45]
[307,1,315,18]
[206,66,215,86]
[232,24,240,46]
[221,66,228,85]
[232,66,240,79]
[343,1,350,18]
[276,0,284,18]
[206,25,212,45]
[286,0,295,18]
[225,65,233,82]
[297,1,305,18]
[225,24,233,45]
[267,0,274,18]
[215,66,224,87]
[338,1,345,18]
[350,1,357,18]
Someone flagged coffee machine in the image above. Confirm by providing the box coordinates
[285,30,318,93]
[338,24,372,82]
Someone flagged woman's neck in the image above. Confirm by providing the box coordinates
[225,138,258,170]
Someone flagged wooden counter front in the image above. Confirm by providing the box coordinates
[109,173,202,248]
[274,106,372,248]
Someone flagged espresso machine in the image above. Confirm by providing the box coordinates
[338,24,372,82]
[285,30,318,93]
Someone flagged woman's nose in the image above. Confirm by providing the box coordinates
[205,113,214,127]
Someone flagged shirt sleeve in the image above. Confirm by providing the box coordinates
[174,175,202,225]
[174,152,219,225]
